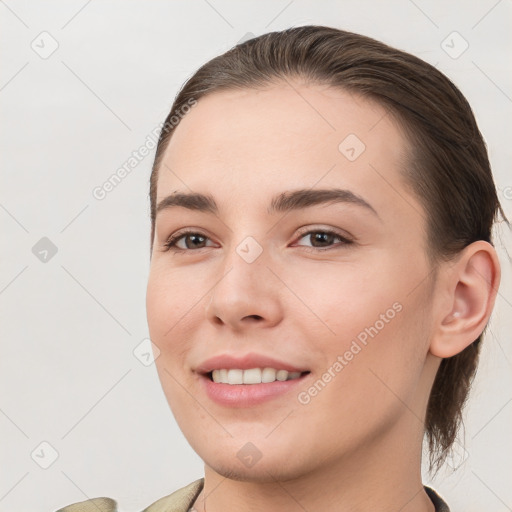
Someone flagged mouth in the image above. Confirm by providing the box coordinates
[195,353,311,406]
[206,368,311,385]
[199,368,311,407]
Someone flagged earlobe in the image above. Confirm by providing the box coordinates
[430,241,501,359]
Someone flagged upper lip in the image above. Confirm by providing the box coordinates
[196,352,309,374]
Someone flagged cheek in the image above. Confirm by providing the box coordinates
[297,308,428,444]
[288,261,394,338]
[147,273,193,411]
[298,266,430,406]
[146,265,203,339]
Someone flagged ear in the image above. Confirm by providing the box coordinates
[429,241,501,358]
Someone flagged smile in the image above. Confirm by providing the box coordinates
[210,368,306,384]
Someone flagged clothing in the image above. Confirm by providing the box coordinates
[55,478,450,511]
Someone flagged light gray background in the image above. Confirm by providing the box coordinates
[1,1,511,511]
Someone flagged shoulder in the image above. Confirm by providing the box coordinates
[55,479,204,512]
[424,485,450,512]
[55,497,118,512]
[142,479,204,511]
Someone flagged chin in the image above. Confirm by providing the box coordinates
[205,458,306,483]
[196,439,318,484]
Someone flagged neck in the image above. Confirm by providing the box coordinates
[192,417,436,512]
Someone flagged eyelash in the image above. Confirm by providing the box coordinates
[161,227,353,254]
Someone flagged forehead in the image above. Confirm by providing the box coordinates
[156,82,421,225]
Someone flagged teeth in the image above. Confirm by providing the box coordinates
[211,367,303,385]
[261,367,276,383]
[276,369,288,381]
[243,368,261,384]
[228,369,243,385]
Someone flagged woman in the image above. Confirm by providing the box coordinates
[58,25,505,512]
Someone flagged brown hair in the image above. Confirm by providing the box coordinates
[148,25,507,471]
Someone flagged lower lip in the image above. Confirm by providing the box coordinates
[201,373,309,407]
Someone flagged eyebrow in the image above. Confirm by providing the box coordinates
[156,188,379,219]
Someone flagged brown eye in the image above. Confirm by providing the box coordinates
[296,229,352,250]
[180,233,207,249]
[163,231,215,252]
[307,232,338,247]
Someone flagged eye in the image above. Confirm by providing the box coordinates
[161,227,353,254]
[162,230,216,252]
[294,228,353,251]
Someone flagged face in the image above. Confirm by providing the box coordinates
[146,82,439,482]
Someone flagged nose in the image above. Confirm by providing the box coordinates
[204,248,284,331]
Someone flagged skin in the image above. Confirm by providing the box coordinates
[146,81,500,512]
